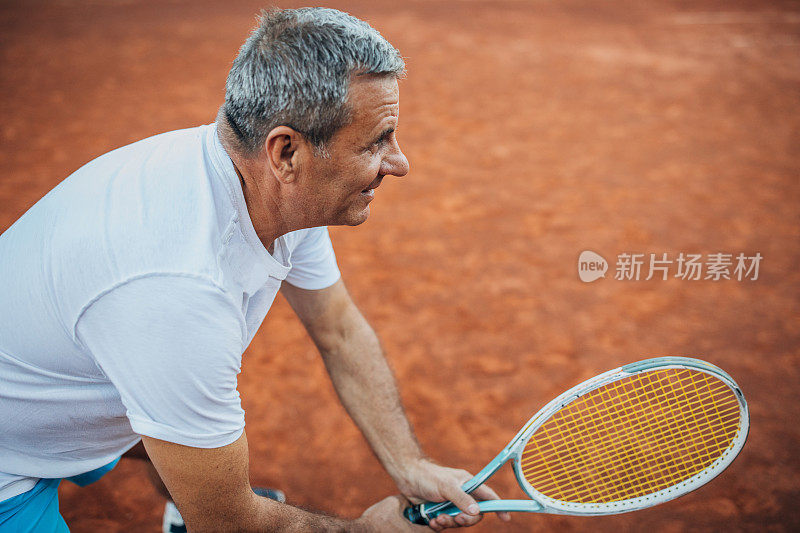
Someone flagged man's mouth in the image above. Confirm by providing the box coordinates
[361,176,383,194]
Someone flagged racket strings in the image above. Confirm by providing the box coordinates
[527,378,737,484]
[526,390,736,499]
[540,372,738,502]
[523,373,735,502]
[520,368,741,504]
[526,371,739,502]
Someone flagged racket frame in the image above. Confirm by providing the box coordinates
[412,356,749,521]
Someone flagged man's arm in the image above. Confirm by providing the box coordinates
[141,431,423,532]
[281,280,507,530]
[281,279,423,482]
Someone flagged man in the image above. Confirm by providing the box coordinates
[0,7,509,532]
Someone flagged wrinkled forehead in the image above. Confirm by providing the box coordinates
[347,75,400,122]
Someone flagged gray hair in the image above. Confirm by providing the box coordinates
[222,7,405,156]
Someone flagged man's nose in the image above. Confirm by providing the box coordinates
[384,140,409,177]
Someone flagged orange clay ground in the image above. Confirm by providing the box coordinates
[1,1,798,531]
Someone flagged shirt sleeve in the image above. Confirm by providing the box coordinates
[284,226,341,290]
[75,274,246,448]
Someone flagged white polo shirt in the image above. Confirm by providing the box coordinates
[0,123,340,500]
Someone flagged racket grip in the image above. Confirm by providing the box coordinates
[404,504,428,524]
[404,502,462,524]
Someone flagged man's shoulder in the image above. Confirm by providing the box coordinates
[56,124,227,248]
[48,125,236,334]
[102,124,209,160]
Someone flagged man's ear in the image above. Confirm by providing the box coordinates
[264,126,306,184]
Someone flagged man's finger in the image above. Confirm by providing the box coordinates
[470,483,500,501]
[439,484,480,517]
[453,511,483,527]
[426,515,443,531]
[469,484,510,522]
[431,513,455,530]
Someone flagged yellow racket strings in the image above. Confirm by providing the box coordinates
[520,368,741,504]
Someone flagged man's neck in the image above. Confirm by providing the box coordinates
[216,111,314,252]
[228,154,284,254]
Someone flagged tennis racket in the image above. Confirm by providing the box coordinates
[405,356,748,524]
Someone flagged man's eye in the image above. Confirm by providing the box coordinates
[377,130,395,146]
[368,130,393,152]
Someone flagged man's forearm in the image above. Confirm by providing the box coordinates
[319,310,424,485]
[282,281,492,529]
[191,492,384,533]
[248,498,350,533]
[140,433,368,532]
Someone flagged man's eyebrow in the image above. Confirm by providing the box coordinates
[373,126,395,143]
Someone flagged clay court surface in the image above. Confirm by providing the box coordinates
[1,0,798,531]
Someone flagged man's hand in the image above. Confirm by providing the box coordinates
[355,496,432,532]
[396,458,511,531]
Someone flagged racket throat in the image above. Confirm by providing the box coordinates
[462,449,513,494]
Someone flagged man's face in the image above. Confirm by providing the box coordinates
[295,75,409,226]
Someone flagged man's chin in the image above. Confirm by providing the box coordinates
[330,206,370,227]
[346,206,370,226]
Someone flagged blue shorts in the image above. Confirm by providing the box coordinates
[0,458,120,532]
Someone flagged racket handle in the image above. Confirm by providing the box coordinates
[404,504,427,524]
[404,502,460,524]
[406,500,544,522]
